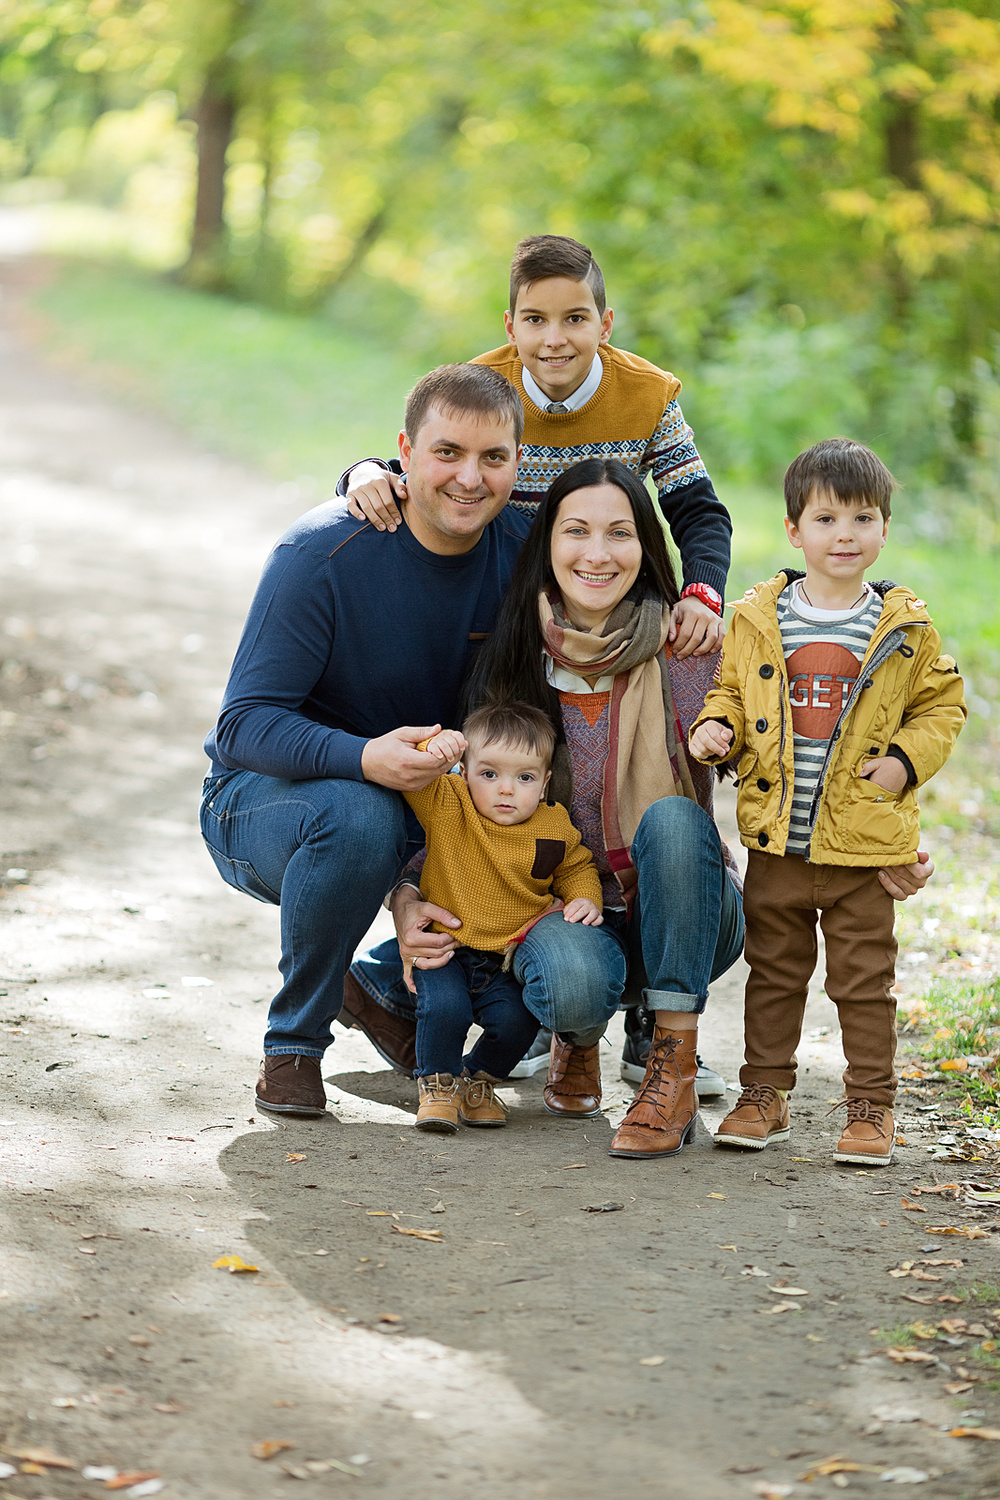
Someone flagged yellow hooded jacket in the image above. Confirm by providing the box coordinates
[690,572,966,866]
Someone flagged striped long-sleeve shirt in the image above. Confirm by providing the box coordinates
[777,582,883,856]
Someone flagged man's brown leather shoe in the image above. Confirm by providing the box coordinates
[543,1036,602,1117]
[833,1099,895,1166]
[336,970,417,1074]
[608,1026,698,1158]
[256,1054,327,1117]
[714,1083,791,1150]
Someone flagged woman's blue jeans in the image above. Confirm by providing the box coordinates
[354,798,745,1048]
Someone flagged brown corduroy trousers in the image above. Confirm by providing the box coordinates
[741,851,898,1106]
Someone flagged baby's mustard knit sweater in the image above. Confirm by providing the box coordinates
[404,773,602,956]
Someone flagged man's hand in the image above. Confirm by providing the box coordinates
[391,883,461,991]
[562,897,603,926]
[361,725,454,791]
[668,596,726,659]
[689,719,734,761]
[346,466,407,532]
[860,756,909,794]
[878,848,934,902]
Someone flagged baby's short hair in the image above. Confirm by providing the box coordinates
[784,438,895,523]
[463,701,556,763]
[509,235,606,316]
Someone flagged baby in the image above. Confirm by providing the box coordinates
[402,700,602,1133]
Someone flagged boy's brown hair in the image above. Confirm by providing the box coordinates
[463,701,556,763]
[509,235,606,316]
[784,438,896,523]
[404,363,524,445]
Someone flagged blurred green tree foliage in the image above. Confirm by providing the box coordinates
[1,0,999,496]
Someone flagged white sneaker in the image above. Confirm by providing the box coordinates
[507,1028,552,1078]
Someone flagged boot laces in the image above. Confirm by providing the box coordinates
[734,1082,780,1115]
[826,1097,888,1126]
[628,1033,683,1121]
[464,1077,507,1113]
[421,1073,461,1101]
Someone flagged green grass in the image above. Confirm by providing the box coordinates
[28,258,1000,722]
[31,260,428,496]
[902,976,1000,1124]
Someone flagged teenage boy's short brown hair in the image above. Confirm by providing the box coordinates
[404,363,524,445]
[463,701,556,763]
[509,235,606,316]
[784,438,896,523]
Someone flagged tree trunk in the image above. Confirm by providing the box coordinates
[885,98,919,189]
[184,72,236,288]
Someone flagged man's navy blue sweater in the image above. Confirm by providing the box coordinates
[205,501,533,782]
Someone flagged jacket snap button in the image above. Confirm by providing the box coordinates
[756,777,770,792]
[757,831,769,846]
[759,664,774,679]
[755,717,768,733]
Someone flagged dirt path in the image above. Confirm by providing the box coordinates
[0,259,997,1500]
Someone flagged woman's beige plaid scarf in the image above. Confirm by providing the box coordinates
[539,590,697,904]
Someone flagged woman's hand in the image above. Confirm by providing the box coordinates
[689,719,733,761]
[391,883,461,992]
[878,848,934,902]
[346,467,407,531]
[668,596,726,658]
[859,756,909,794]
[562,897,603,926]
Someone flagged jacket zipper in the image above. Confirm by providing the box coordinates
[777,684,788,816]
[805,623,926,835]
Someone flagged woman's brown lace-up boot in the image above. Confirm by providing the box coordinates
[543,1036,602,1117]
[608,1025,698,1158]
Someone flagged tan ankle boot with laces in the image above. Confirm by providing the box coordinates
[608,1026,699,1158]
[832,1098,895,1166]
[459,1072,508,1128]
[415,1073,462,1134]
[715,1083,791,1150]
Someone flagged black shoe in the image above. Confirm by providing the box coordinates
[620,1006,727,1098]
[507,1027,553,1078]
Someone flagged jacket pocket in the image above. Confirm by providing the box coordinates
[842,775,916,854]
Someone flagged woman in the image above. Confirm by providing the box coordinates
[397,456,744,1159]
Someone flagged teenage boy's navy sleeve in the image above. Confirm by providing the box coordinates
[211,543,368,781]
[643,398,732,598]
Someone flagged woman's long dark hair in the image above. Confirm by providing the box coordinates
[466,458,679,722]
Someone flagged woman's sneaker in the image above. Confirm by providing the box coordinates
[620,1006,727,1098]
[507,1028,553,1078]
[415,1074,462,1133]
[714,1083,790,1149]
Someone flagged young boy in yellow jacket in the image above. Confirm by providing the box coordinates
[403,700,602,1134]
[689,438,966,1166]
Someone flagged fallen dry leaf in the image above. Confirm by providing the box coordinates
[909,1270,941,1282]
[800,1457,881,1479]
[429,1201,446,1213]
[938,1294,965,1304]
[6,1447,76,1469]
[879,1468,929,1484]
[377,1313,403,1323]
[104,1471,161,1489]
[366,1211,390,1217]
[128,1334,150,1346]
[752,1484,795,1499]
[910,1183,960,1196]
[940,1058,968,1071]
[767,1285,809,1296]
[901,1198,927,1213]
[908,1321,939,1340]
[741,1265,769,1276]
[562,1163,587,1169]
[707,1193,727,1200]
[901,1294,935,1305]
[885,1347,937,1364]
[391,1225,443,1242]
[212,1255,259,1273]
[251,1440,295,1461]
[949,1427,1000,1440]
[760,1302,798,1315]
[944,1382,974,1395]
[581,1202,624,1213]
[152,1401,187,1413]
[918,1257,964,1267]
[638,1356,664,1366]
[927,1225,989,1239]
[286,1153,307,1162]
[281,1464,312,1479]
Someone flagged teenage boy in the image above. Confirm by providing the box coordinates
[344,234,733,1095]
[689,439,966,1166]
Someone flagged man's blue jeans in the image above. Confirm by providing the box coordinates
[414,947,538,1078]
[353,798,745,1047]
[200,769,412,1058]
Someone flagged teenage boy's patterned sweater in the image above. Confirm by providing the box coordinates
[471,342,731,597]
[404,772,602,956]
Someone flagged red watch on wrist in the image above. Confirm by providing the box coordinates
[680,583,724,617]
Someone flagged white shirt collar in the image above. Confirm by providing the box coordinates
[545,654,615,694]
[521,353,603,414]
